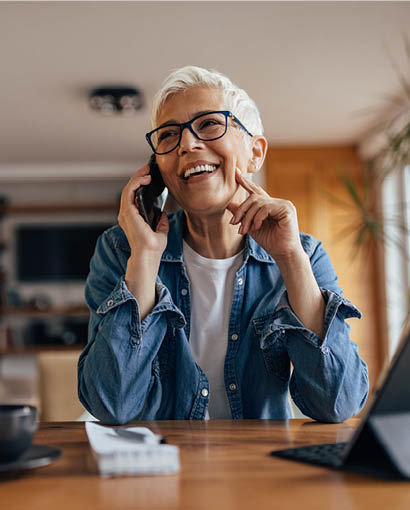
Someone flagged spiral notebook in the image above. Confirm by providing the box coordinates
[85,422,180,477]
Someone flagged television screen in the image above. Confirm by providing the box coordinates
[16,224,112,282]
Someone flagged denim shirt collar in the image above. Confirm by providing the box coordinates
[161,209,275,265]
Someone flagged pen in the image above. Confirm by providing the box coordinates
[114,428,167,444]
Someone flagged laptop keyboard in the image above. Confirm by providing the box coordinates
[271,442,348,469]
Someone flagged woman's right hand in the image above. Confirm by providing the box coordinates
[118,165,169,319]
[118,164,169,254]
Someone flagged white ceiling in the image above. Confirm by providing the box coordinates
[1,1,410,178]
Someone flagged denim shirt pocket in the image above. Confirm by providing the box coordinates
[253,315,290,382]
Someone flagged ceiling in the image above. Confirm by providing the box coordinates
[1,1,410,179]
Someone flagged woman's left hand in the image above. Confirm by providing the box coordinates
[227,168,304,262]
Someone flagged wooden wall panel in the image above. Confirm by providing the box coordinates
[265,145,384,387]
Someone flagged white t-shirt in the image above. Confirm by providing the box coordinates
[183,240,243,419]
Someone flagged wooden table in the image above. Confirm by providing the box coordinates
[1,419,410,510]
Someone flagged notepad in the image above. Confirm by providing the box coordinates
[85,422,180,477]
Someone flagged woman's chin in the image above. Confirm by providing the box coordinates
[183,199,231,218]
[179,186,241,218]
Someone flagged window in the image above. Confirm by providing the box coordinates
[382,165,410,356]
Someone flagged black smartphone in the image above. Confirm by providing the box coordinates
[135,154,168,231]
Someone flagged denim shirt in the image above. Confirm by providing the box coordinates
[78,209,369,424]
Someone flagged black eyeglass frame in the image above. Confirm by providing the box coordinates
[145,110,253,155]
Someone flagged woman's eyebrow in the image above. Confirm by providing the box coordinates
[158,119,179,128]
[157,110,215,129]
[193,110,214,116]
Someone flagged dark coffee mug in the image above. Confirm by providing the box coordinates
[0,405,37,462]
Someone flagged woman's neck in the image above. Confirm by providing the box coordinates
[184,210,244,259]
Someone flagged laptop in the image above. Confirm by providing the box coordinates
[271,321,410,479]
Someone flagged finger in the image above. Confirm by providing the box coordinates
[122,173,151,209]
[126,164,151,188]
[238,201,262,235]
[235,168,266,195]
[229,194,258,225]
[226,200,241,225]
[129,165,151,188]
[131,173,151,191]
[250,205,270,231]
[127,164,151,188]
[155,212,169,235]
[226,201,240,215]
[134,164,150,177]
[120,180,151,218]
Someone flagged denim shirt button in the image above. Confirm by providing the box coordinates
[107,299,114,307]
[231,333,239,341]
[201,388,209,397]
[237,278,243,286]
[181,288,188,296]
[229,383,237,391]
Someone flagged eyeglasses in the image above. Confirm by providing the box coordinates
[145,110,253,155]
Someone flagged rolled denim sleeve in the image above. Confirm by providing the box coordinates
[77,230,184,425]
[266,239,368,422]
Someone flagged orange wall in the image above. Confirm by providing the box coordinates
[265,145,386,387]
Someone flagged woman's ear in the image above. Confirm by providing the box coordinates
[247,135,268,174]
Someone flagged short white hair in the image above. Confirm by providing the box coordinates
[151,65,264,138]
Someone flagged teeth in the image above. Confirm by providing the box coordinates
[183,164,217,179]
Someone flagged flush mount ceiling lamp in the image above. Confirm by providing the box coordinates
[89,86,143,116]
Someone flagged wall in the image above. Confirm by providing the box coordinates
[265,145,385,388]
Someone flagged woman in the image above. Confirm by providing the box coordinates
[78,66,368,424]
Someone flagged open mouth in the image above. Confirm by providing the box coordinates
[183,164,219,180]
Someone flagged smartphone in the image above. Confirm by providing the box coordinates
[135,154,168,231]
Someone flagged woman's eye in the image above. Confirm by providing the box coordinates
[199,119,219,129]
[158,129,178,141]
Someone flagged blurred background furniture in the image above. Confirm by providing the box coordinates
[37,350,88,421]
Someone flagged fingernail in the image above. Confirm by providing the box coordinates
[236,168,242,174]
[238,225,243,234]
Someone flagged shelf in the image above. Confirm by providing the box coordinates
[0,202,118,214]
[0,306,89,318]
[0,344,85,355]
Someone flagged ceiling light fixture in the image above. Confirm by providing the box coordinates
[89,86,143,116]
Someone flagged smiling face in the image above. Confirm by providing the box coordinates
[155,86,260,218]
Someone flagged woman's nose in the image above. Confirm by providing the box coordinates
[177,126,204,154]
